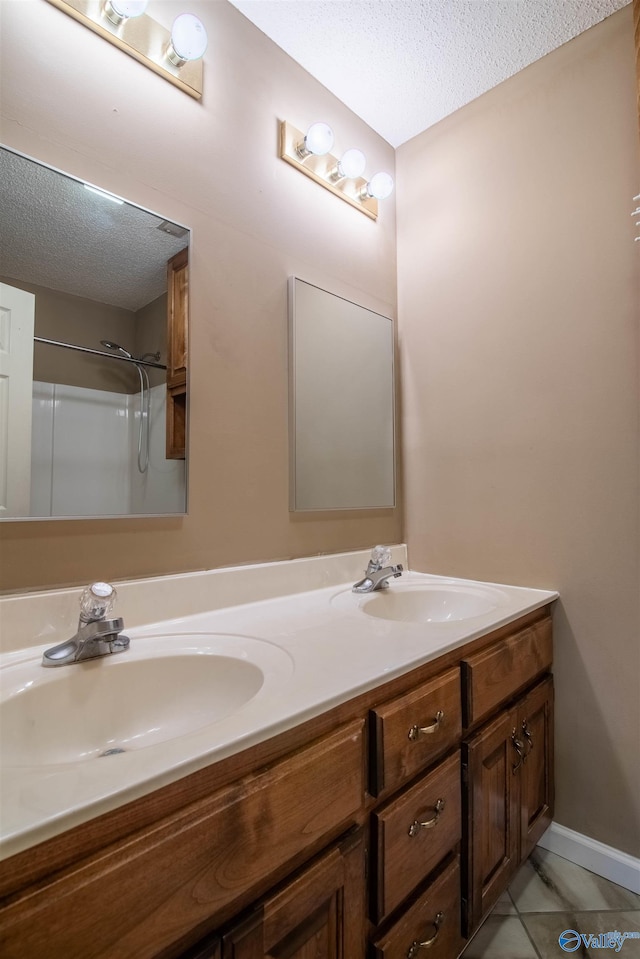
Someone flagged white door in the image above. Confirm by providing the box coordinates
[0,283,35,517]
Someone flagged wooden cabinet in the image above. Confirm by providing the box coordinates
[371,751,461,922]
[221,830,365,959]
[369,667,461,797]
[166,247,188,459]
[0,607,554,959]
[0,722,364,959]
[370,856,465,959]
[462,676,554,934]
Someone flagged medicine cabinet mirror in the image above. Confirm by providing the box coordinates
[288,277,395,511]
[0,145,189,520]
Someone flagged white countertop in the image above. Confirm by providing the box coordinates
[0,560,557,861]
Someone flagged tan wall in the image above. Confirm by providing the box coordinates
[0,0,400,590]
[397,9,639,857]
[135,293,167,389]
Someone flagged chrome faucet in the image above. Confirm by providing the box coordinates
[352,546,404,593]
[42,582,130,667]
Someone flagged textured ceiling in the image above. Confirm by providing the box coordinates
[228,0,629,147]
[0,148,188,312]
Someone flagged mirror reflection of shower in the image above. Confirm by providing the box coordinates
[100,340,159,474]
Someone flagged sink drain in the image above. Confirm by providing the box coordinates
[99,747,127,757]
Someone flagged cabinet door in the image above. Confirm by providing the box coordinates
[166,247,188,388]
[462,706,520,934]
[222,830,365,959]
[518,677,554,860]
[166,247,188,459]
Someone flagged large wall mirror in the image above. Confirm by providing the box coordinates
[0,146,189,520]
[288,277,395,511]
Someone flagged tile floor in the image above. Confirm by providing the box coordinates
[460,848,640,958]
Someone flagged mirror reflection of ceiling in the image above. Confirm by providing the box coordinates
[0,148,188,312]
[228,0,629,147]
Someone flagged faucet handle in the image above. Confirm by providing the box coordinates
[79,582,117,623]
[370,545,392,568]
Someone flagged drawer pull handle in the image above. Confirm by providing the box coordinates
[408,798,445,836]
[408,710,444,741]
[511,728,525,773]
[406,912,444,955]
[522,718,534,757]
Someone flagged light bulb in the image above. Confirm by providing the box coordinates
[103,0,148,25]
[296,122,334,159]
[363,171,394,200]
[336,148,366,179]
[167,13,208,66]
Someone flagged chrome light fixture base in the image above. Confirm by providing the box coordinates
[45,0,204,100]
[279,121,379,221]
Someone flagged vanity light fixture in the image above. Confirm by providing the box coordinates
[166,13,208,66]
[44,0,206,100]
[295,122,335,159]
[361,171,395,201]
[102,0,148,26]
[279,120,393,221]
[329,148,367,182]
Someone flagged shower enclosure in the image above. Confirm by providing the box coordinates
[30,336,185,517]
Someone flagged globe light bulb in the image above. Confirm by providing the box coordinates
[103,0,148,25]
[365,171,394,200]
[337,148,366,179]
[299,122,334,158]
[167,13,208,65]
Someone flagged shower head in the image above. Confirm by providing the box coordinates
[100,339,133,358]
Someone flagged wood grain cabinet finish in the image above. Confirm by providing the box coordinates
[370,857,465,959]
[371,751,462,922]
[369,667,462,797]
[0,606,554,959]
[461,616,552,728]
[166,247,188,459]
[519,676,554,862]
[0,722,364,959]
[221,829,365,959]
[462,676,554,934]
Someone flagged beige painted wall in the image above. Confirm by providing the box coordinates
[0,0,400,590]
[397,9,639,857]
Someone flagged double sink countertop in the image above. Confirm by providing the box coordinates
[0,547,558,861]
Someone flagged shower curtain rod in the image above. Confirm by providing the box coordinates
[34,336,167,370]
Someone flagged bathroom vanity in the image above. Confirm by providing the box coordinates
[0,554,556,958]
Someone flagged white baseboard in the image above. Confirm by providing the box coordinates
[537,822,640,894]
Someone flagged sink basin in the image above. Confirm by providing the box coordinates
[332,582,508,623]
[0,633,292,766]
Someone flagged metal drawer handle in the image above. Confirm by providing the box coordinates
[406,912,444,956]
[511,728,525,773]
[522,718,534,757]
[408,710,444,741]
[408,799,445,836]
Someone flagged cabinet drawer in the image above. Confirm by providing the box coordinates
[370,667,461,796]
[0,722,365,959]
[370,856,464,959]
[461,616,552,727]
[371,751,461,922]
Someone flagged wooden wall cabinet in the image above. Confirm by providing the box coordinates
[166,247,188,459]
[0,607,554,959]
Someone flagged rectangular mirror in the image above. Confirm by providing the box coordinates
[0,146,189,520]
[288,277,395,511]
